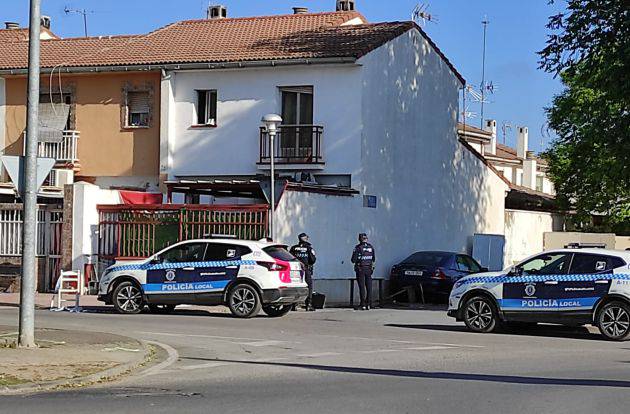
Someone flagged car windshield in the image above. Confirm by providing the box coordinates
[402,252,451,266]
[263,246,296,262]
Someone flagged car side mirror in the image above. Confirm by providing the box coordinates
[480,267,489,272]
[150,256,163,264]
[509,266,523,276]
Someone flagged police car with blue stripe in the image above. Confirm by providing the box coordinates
[448,246,630,340]
[98,238,308,318]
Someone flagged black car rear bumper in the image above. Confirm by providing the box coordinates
[262,287,309,304]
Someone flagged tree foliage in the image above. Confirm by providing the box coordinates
[539,0,629,232]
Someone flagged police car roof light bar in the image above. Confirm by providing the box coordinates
[564,242,607,249]
[203,233,238,239]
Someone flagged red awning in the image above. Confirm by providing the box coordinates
[119,190,163,205]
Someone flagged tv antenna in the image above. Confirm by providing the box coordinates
[412,3,438,26]
[501,121,513,145]
[540,121,552,150]
[479,17,492,128]
[64,7,94,37]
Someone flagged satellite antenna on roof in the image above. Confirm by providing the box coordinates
[412,3,438,26]
[64,6,94,37]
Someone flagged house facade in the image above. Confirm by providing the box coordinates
[459,121,565,266]
[156,8,509,300]
[0,21,162,200]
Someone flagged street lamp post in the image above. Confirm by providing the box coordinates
[261,114,282,241]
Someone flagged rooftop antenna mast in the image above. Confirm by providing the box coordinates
[64,6,93,37]
[501,121,513,145]
[480,17,490,128]
[412,3,438,26]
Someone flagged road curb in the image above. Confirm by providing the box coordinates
[0,338,157,395]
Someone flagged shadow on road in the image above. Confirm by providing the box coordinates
[384,323,603,341]
[183,356,630,388]
[76,306,240,319]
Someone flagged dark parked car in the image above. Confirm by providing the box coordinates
[390,251,486,299]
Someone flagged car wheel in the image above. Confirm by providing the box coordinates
[228,284,262,318]
[462,296,499,333]
[112,281,144,314]
[149,304,176,314]
[263,304,292,318]
[597,301,630,341]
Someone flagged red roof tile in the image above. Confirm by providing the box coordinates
[0,28,29,43]
[0,11,464,84]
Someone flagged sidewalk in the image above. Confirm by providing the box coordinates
[0,325,154,394]
[0,293,103,310]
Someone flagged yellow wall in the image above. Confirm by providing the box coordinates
[3,72,160,178]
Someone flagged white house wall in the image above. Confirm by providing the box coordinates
[504,208,565,266]
[355,29,508,268]
[166,65,363,177]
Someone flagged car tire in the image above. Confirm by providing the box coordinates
[597,301,630,341]
[149,304,176,314]
[262,304,293,318]
[227,284,262,318]
[462,295,500,333]
[112,281,144,314]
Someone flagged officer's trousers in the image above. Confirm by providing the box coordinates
[355,266,373,307]
[304,269,313,307]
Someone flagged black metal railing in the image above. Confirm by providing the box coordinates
[259,125,324,165]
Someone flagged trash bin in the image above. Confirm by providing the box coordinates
[311,292,326,309]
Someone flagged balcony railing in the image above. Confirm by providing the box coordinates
[31,130,80,164]
[259,125,324,165]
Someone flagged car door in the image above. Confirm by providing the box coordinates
[501,252,572,320]
[195,243,252,304]
[145,242,208,304]
[561,253,619,315]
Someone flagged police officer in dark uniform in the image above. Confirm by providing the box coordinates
[351,233,375,310]
[290,233,317,311]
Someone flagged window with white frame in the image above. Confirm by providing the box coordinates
[536,175,544,192]
[125,90,150,127]
[195,90,218,126]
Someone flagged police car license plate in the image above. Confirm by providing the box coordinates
[405,270,423,276]
[290,270,302,282]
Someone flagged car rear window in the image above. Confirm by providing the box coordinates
[263,246,296,261]
[402,252,451,266]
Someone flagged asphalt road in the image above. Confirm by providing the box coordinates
[1,304,629,414]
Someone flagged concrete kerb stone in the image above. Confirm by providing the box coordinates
[0,336,163,395]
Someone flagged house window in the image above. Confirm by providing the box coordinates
[536,175,544,192]
[280,86,313,126]
[195,90,217,126]
[280,86,313,157]
[125,90,150,127]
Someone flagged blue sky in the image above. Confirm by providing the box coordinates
[5,0,565,152]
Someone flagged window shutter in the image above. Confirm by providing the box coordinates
[128,91,150,113]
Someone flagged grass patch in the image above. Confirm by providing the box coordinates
[0,374,28,387]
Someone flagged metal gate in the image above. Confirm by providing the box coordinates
[97,204,269,270]
[0,204,63,291]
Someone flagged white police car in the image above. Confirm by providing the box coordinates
[98,238,308,318]
[448,247,630,341]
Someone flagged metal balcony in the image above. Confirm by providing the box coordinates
[258,125,324,168]
[35,130,80,164]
